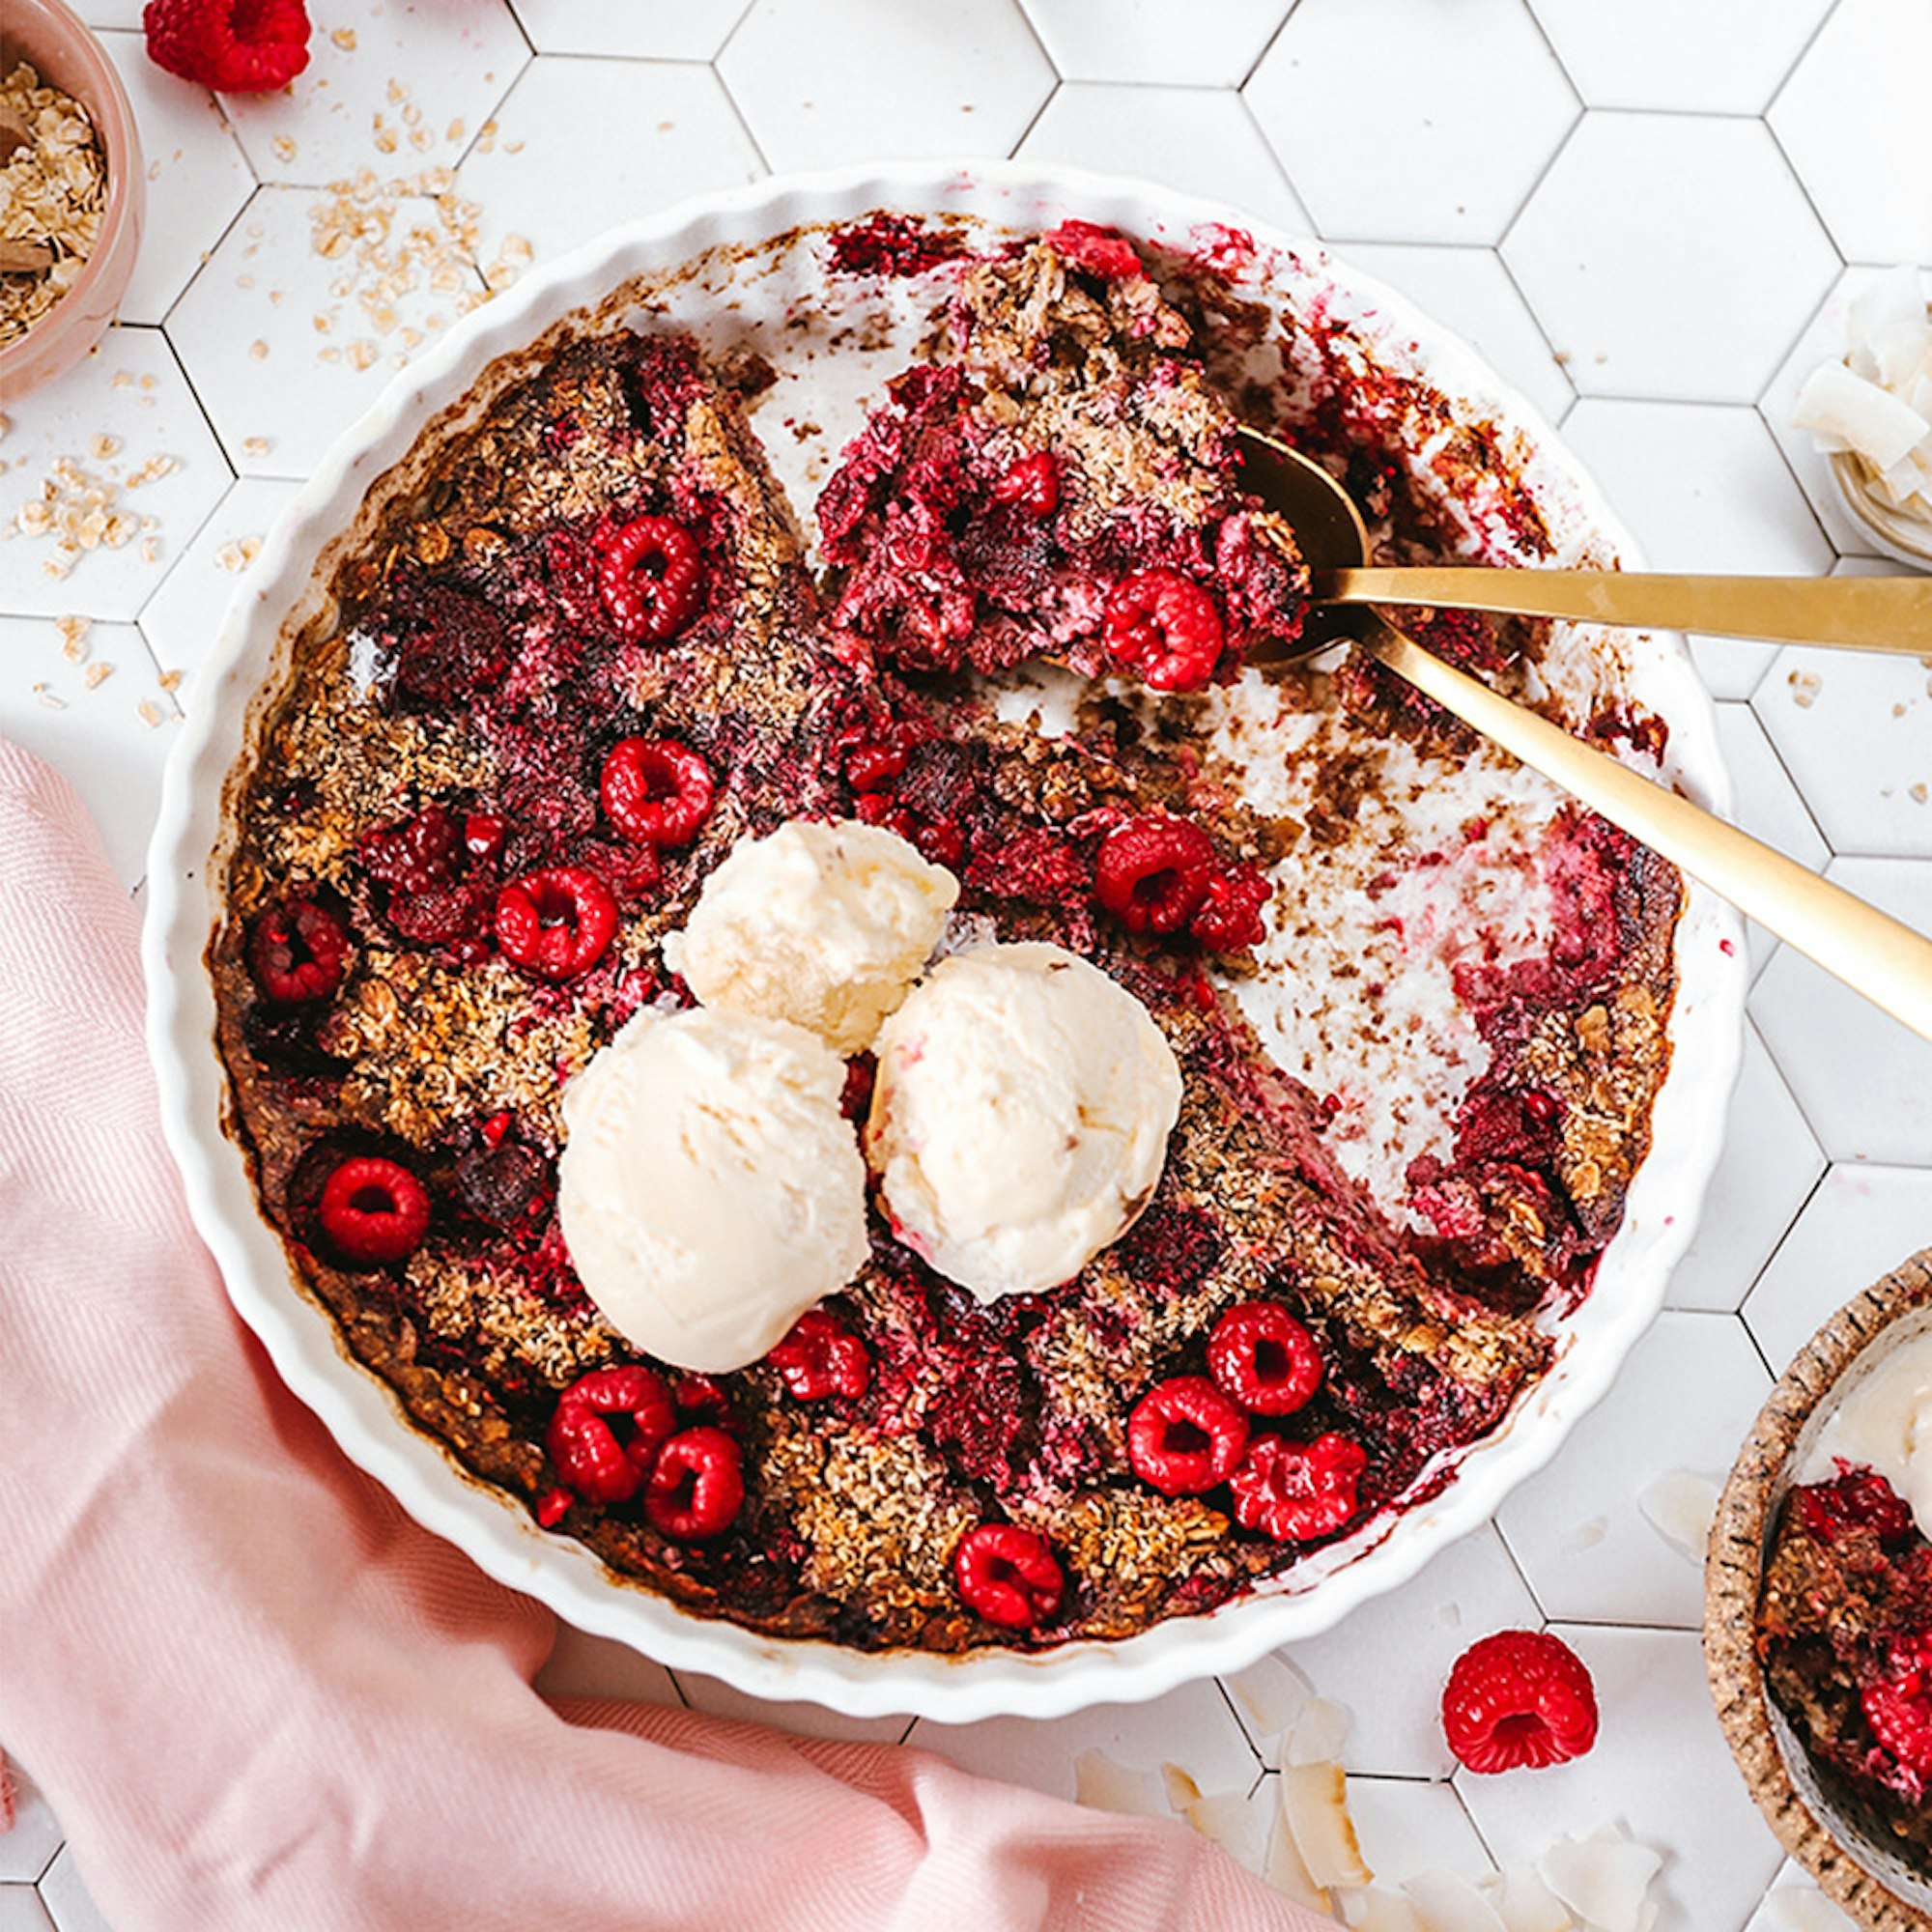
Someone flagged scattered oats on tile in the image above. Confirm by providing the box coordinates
[140,535,159,562]
[347,337,379,371]
[89,433,120,459]
[446,119,464,143]
[215,534,262,572]
[1788,669,1822,708]
[242,436,271,458]
[55,612,90,660]
[83,660,112,689]
[503,138,524,154]
[319,345,342,363]
[272,134,298,162]
[137,699,164,727]
[1912,782,1928,805]
[111,369,132,388]
[126,454,177,488]
[34,682,66,709]
[249,338,269,359]
[330,25,356,49]
[474,118,497,153]
[157,668,182,692]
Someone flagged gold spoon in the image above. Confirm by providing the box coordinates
[1235,432,1932,1042]
[1237,429,1931,660]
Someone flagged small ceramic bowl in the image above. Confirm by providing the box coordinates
[1830,450,1932,572]
[0,0,143,399]
[1707,1246,1932,1931]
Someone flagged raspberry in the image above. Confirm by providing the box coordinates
[844,742,908,791]
[454,1141,550,1230]
[1862,1639,1932,1781]
[1046,219,1144,280]
[495,867,617,980]
[1102,570,1225,692]
[387,582,514,706]
[672,1374,737,1432]
[464,812,505,861]
[599,738,714,848]
[645,1426,744,1539]
[246,898,348,1003]
[143,0,310,93]
[363,803,464,896]
[1794,1466,1917,1548]
[1127,1377,1250,1495]
[766,1308,870,1402]
[546,1366,677,1508]
[596,516,703,642]
[1208,1301,1323,1416]
[953,1523,1065,1630]
[1442,1630,1600,1775]
[1094,815,1216,936]
[1229,1433,1366,1543]
[991,450,1060,517]
[534,1486,573,1528]
[316,1155,430,1267]
[1192,864,1273,953]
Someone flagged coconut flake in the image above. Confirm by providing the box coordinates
[1281,1761,1374,1889]
[1264,1802,1333,1913]
[1225,1652,1315,1743]
[1491,1864,1576,1932]
[1537,1831,1662,1932]
[1762,1879,1862,1932]
[1072,1747,1163,1817]
[1792,361,1930,471]
[1287,1695,1356,1766]
[1179,1787,1265,1873]
[1637,1469,1719,1562]
[1342,1887,1429,1932]
[1404,1868,1511,1932]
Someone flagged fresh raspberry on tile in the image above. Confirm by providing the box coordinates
[1208,1301,1323,1416]
[990,450,1060,517]
[1127,1377,1250,1495]
[1795,1467,1917,1548]
[316,1154,430,1267]
[599,738,715,848]
[1861,1639,1932,1780]
[1191,863,1273,953]
[1094,815,1216,936]
[143,0,311,93]
[645,1426,745,1539]
[1046,219,1144,280]
[766,1308,870,1402]
[952,1523,1065,1630]
[246,898,349,1003]
[1229,1433,1367,1544]
[494,866,617,979]
[1101,569,1224,692]
[546,1366,677,1508]
[1441,1629,1600,1775]
[596,515,703,642]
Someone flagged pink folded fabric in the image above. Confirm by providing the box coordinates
[0,739,1326,1932]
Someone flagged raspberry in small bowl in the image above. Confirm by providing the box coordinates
[1708,1244,1932,1928]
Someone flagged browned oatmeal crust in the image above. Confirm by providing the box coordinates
[212,231,1681,1653]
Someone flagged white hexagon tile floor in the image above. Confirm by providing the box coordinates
[2,3,1926,1929]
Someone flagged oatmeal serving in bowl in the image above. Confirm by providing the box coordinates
[146,165,1743,1719]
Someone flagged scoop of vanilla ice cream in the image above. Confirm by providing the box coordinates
[1802,1326,1932,1540]
[557,1006,869,1372]
[663,819,958,1055]
[866,941,1183,1301]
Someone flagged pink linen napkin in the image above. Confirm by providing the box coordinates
[0,739,1328,1932]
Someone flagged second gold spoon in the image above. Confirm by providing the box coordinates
[1235,432,1932,1042]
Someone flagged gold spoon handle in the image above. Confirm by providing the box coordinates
[1369,623,1932,1041]
[1320,567,1932,653]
